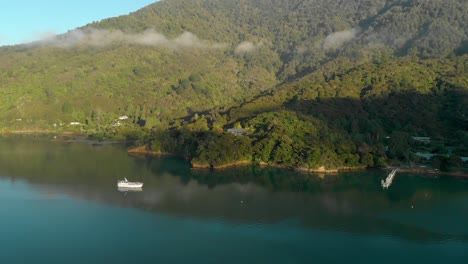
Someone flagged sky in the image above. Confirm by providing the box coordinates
[0,0,158,46]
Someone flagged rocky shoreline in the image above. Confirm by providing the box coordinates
[394,167,467,178]
[3,135,464,177]
[128,146,467,177]
[127,146,184,157]
[191,160,253,170]
[128,146,373,173]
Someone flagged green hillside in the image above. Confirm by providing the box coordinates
[146,55,467,170]
[0,0,467,171]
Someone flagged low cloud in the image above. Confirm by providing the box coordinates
[363,30,413,49]
[33,28,223,49]
[322,27,360,50]
[234,41,262,55]
[0,33,15,46]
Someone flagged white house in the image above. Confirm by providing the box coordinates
[412,137,431,143]
[227,128,247,135]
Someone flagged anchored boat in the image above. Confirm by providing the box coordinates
[118,186,142,192]
[117,178,143,188]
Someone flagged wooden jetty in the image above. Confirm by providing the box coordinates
[381,168,398,189]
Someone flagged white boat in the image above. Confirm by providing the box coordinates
[118,186,142,192]
[117,178,143,188]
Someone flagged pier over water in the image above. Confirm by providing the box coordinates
[381,169,398,189]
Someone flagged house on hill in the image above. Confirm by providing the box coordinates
[227,128,247,136]
[412,136,431,143]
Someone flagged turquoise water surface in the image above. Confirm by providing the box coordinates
[0,135,467,263]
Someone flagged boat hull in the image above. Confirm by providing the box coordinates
[117,182,143,188]
[118,186,143,192]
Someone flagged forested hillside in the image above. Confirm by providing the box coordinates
[147,55,467,170]
[0,0,467,171]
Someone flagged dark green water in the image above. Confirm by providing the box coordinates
[0,135,467,263]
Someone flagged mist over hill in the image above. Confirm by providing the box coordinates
[0,0,467,170]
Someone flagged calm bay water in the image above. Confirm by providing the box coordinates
[0,135,467,263]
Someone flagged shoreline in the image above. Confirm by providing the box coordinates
[191,160,253,170]
[127,146,185,158]
[0,130,83,136]
[3,136,465,178]
[128,147,467,177]
[294,165,368,174]
[128,147,357,172]
[393,167,468,178]
[1,130,131,145]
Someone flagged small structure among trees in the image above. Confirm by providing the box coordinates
[412,137,431,143]
[227,128,247,136]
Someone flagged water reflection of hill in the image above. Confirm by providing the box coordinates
[141,156,468,242]
[1,135,468,243]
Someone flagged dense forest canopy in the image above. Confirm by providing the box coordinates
[0,0,467,170]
